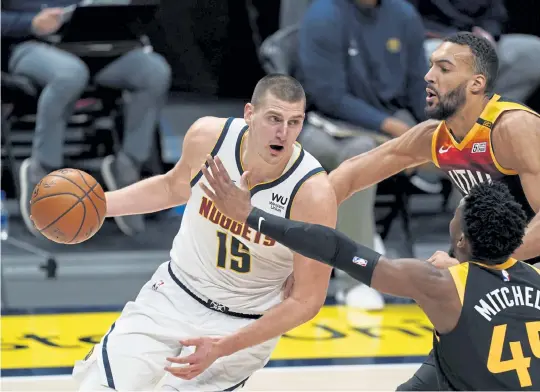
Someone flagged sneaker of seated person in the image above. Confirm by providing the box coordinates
[101,152,144,236]
[19,158,48,237]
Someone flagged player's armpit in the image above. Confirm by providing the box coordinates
[492,112,540,260]
[329,119,438,204]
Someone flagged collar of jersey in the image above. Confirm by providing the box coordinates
[237,129,303,192]
[471,257,517,270]
[442,94,500,151]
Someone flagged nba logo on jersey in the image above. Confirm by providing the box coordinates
[501,270,510,282]
[352,256,368,267]
[471,142,487,153]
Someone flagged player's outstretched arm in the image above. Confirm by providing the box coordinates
[492,112,540,261]
[105,117,226,217]
[245,208,461,332]
[330,120,438,204]
[200,156,461,334]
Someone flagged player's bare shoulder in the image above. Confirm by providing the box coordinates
[182,117,229,168]
[494,110,540,138]
[491,110,540,170]
[289,171,337,227]
[185,117,229,154]
[166,117,230,187]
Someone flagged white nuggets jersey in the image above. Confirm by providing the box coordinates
[169,117,325,313]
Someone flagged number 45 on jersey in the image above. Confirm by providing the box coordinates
[488,321,540,387]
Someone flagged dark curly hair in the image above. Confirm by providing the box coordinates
[444,32,499,93]
[461,181,527,264]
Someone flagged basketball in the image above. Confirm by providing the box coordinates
[30,168,107,244]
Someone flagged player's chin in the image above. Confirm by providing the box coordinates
[424,102,439,118]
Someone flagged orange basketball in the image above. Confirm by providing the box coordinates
[30,168,107,244]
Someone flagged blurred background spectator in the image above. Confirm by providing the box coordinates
[298,0,427,138]
[2,0,171,237]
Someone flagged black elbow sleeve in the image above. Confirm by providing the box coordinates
[293,224,381,286]
[329,229,381,286]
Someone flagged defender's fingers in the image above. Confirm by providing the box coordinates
[214,156,233,184]
[202,165,224,194]
[200,183,217,201]
[206,155,221,179]
[201,165,216,186]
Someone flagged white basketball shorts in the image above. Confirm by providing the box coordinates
[72,261,279,391]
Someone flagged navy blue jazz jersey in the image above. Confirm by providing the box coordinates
[433,259,540,390]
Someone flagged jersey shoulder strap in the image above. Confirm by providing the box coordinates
[190,117,247,188]
[492,95,540,118]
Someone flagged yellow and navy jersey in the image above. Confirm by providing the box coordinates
[433,259,540,390]
[431,94,539,221]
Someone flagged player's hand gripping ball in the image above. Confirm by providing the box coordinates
[30,169,107,244]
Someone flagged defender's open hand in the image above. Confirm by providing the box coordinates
[200,156,253,222]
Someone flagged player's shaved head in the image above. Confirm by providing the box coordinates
[251,74,306,109]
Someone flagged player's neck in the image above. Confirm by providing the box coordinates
[445,95,491,140]
[241,135,291,186]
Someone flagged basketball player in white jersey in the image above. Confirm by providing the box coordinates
[72,74,337,391]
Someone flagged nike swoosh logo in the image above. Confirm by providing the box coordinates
[258,217,265,232]
[439,146,451,153]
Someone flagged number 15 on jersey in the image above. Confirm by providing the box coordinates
[216,231,251,273]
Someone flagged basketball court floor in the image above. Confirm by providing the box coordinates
[1,304,430,391]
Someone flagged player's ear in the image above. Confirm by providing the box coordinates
[456,233,466,250]
[244,103,254,125]
[469,74,486,95]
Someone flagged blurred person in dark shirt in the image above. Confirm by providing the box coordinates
[2,0,171,237]
[411,0,540,103]
[298,0,429,138]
